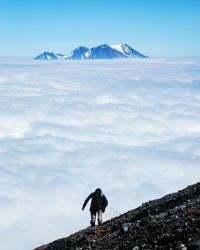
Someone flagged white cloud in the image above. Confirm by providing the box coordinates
[0,58,200,249]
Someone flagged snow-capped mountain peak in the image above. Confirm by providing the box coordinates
[111,44,146,58]
[88,44,126,59]
[34,51,64,60]
[66,46,89,60]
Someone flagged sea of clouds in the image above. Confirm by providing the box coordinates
[0,58,200,250]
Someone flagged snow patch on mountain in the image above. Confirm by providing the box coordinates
[111,44,147,58]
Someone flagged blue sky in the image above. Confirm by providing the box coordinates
[0,0,200,57]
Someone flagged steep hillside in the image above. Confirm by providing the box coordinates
[35,183,200,250]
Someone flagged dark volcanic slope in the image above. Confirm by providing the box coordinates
[35,183,200,250]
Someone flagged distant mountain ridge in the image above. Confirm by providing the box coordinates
[34,44,147,60]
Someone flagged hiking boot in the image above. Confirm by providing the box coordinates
[98,218,103,226]
[90,221,95,227]
[90,215,96,227]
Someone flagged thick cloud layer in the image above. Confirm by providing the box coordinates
[0,58,200,250]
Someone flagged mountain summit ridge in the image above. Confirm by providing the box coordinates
[35,182,200,250]
[34,51,64,60]
[34,44,147,60]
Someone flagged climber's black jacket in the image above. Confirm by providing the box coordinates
[82,188,108,213]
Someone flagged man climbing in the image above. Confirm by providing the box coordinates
[82,188,108,227]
